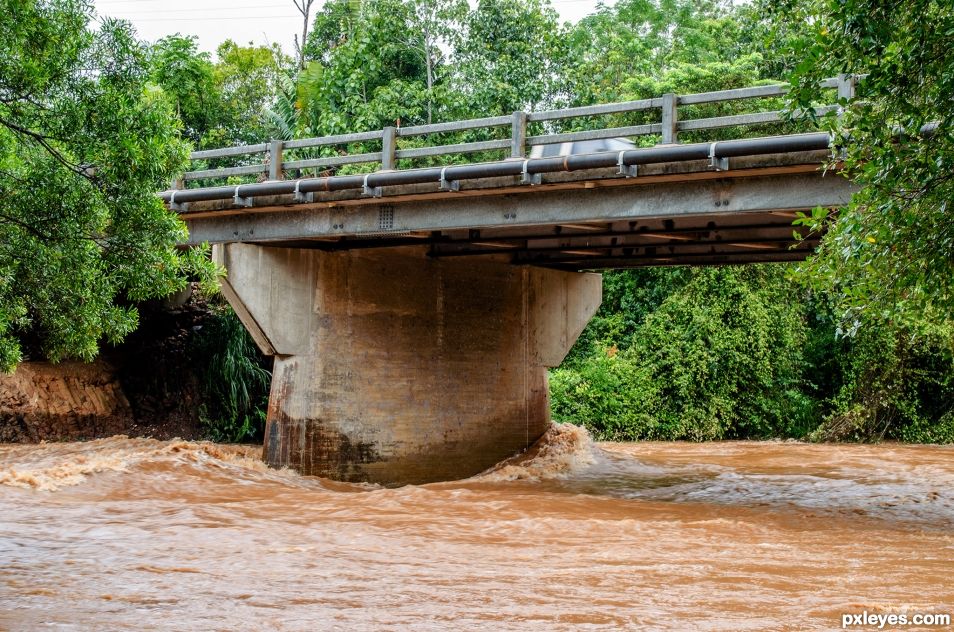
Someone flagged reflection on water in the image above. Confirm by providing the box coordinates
[1,425,952,630]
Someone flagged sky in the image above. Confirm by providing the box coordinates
[92,0,612,55]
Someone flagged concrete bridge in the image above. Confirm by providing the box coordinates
[163,77,857,485]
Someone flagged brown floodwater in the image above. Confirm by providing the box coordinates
[1,425,952,631]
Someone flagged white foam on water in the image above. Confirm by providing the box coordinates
[474,422,599,482]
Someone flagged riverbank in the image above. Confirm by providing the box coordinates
[0,293,216,443]
[2,283,951,447]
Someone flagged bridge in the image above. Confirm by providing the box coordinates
[164,77,858,485]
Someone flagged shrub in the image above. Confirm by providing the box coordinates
[812,318,954,442]
[552,266,819,440]
[551,265,954,444]
[191,303,271,442]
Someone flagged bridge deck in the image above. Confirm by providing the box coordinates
[178,148,852,269]
[167,77,862,269]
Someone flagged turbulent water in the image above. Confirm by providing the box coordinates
[2,425,953,630]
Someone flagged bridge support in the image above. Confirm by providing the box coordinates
[212,244,601,486]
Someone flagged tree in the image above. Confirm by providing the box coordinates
[402,0,467,124]
[213,40,291,145]
[0,0,215,371]
[147,34,221,145]
[563,0,744,105]
[770,0,954,327]
[292,0,317,70]
[304,0,360,65]
[560,0,794,143]
[148,36,290,148]
[453,0,567,115]
[551,267,814,441]
[299,0,433,135]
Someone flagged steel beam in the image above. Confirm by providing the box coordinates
[545,250,813,270]
[513,238,820,263]
[432,235,816,258]
[428,224,812,257]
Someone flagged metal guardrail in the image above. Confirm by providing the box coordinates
[174,75,857,188]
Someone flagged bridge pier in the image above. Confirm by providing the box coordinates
[212,244,601,486]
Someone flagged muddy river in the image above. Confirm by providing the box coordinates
[1,425,952,630]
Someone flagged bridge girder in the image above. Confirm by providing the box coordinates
[182,165,853,269]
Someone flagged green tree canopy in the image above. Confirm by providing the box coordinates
[147,36,290,148]
[147,34,220,145]
[771,0,954,327]
[299,0,438,135]
[212,40,291,146]
[453,0,567,115]
[0,0,214,371]
[563,0,748,104]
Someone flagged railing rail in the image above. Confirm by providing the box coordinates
[175,75,858,187]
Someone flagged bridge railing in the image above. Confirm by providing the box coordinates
[174,75,857,189]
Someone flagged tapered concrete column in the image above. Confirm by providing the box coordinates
[213,244,601,486]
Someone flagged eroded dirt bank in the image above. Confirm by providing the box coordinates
[0,292,214,442]
[0,361,132,442]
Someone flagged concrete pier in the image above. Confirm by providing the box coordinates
[214,244,600,485]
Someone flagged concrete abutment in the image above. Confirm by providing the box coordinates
[214,243,601,485]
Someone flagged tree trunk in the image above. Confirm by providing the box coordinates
[426,48,434,125]
[294,0,314,70]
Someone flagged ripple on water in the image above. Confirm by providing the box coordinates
[1,427,953,631]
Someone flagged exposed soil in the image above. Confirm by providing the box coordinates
[0,360,132,443]
[0,286,220,443]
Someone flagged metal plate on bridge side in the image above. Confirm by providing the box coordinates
[379,205,394,231]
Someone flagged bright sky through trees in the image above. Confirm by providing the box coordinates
[92,0,611,52]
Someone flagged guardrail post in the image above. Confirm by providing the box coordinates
[268,140,284,181]
[170,176,184,190]
[837,73,856,102]
[511,111,527,158]
[381,126,397,170]
[660,93,678,144]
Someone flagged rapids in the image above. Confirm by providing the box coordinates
[1,425,952,630]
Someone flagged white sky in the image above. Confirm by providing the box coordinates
[93,0,611,55]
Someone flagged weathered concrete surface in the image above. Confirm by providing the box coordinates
[215,244,601,485]
[0,361,133,442]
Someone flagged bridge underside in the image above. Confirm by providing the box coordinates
[181,151,852,271]
[337,209,818,269]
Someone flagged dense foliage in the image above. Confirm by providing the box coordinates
[191,302,270,443]
[553,268,810,440]
[551,267,954,442]
[546,0,954,442]
[147,35,290,148]
[770,0,954,330]
[0,0,216,372]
